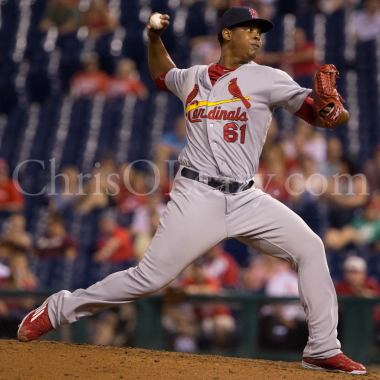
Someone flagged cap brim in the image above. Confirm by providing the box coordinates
[228,19,273,33]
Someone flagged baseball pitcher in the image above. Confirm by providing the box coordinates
[18,7,365,375]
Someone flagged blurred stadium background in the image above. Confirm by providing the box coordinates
[0,0,380,365]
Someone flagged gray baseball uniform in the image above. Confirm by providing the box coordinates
[47,62,341,359]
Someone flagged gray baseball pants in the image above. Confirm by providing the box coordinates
[48,168,341,359]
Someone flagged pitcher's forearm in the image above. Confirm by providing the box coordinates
[147,13,175,80]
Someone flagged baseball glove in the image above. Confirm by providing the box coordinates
[313,64,345,129]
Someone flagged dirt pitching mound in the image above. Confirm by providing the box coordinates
[0,340,378,380]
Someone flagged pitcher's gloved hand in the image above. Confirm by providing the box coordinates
[313,64,349,129]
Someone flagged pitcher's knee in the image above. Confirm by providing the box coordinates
[298,232,326,262]
[128,265,172,296]
[310,232,324,251]
[289,230,325,264]
[143,277,170,294]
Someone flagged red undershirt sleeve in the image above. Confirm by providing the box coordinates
[294,96,317,126]
[153,72,172,93]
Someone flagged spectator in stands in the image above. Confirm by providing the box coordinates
[159,117,187,161]
[182,262,220,295]
[1,253,37,290]
[116,164,147,226]
[156,116,187,194]
[316,0,360,15]
[288,155,326,234]
[34,214,77,260]
[323,157,369,228]
[352,0,380,42]
[245,254,308,349]
[281,120,327,177]
[186,0,229,66]
[293,120,326,167]
[321,137,343,178]
[48,165,80,214]
[0,158,24,213]
[280,122,326,178]
[0,261,10,279]
[0,214,31,259]
[324,196,380,251]
[75,166,110,214]
[39,0,82,35]
[181,262,236,349]
[107,59,149,100]
[162,301,198,353]
[363,144,380,194]
[83,0,118,41]
[284,27,319,88]
[70,53,109,98]
[257,144,289,203]
[93,212,134,264]
[91,304,137,347]
[259,28,319,88]
[98,152,117,178]
[202,245,239,289]
[187,0,230,37]
[335,256,380,297]
[133,212,160,261]
[258,256,308,351]
[0,253,38,338]
[190,36,221,66]
[131,192,166,236]
[244,254,290,292]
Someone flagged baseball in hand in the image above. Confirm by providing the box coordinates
[150,13,163,29]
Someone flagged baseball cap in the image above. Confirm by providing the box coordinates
[220,7,273,34]
[343,256,367,272]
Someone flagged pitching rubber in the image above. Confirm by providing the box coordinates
[301,361,366,375]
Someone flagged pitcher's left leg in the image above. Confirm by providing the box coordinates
[227,192,365,374]
[227,192,340,359]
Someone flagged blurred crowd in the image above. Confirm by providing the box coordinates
[70,53,148,99]
[2,0,376,106]
[0,0,380,352]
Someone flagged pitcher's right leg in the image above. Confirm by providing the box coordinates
[18,177,228,340]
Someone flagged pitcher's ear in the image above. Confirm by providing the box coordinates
[222,28,232,43]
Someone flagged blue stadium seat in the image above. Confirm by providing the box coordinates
[324,9,345,68]
[26,52,51,103]
[25,0,49,60]
[0,0,19,69]
[35,257,75,290]
[60,98,93,168]
[295,11,315,42]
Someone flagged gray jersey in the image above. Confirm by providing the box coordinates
[164,62,312,182]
